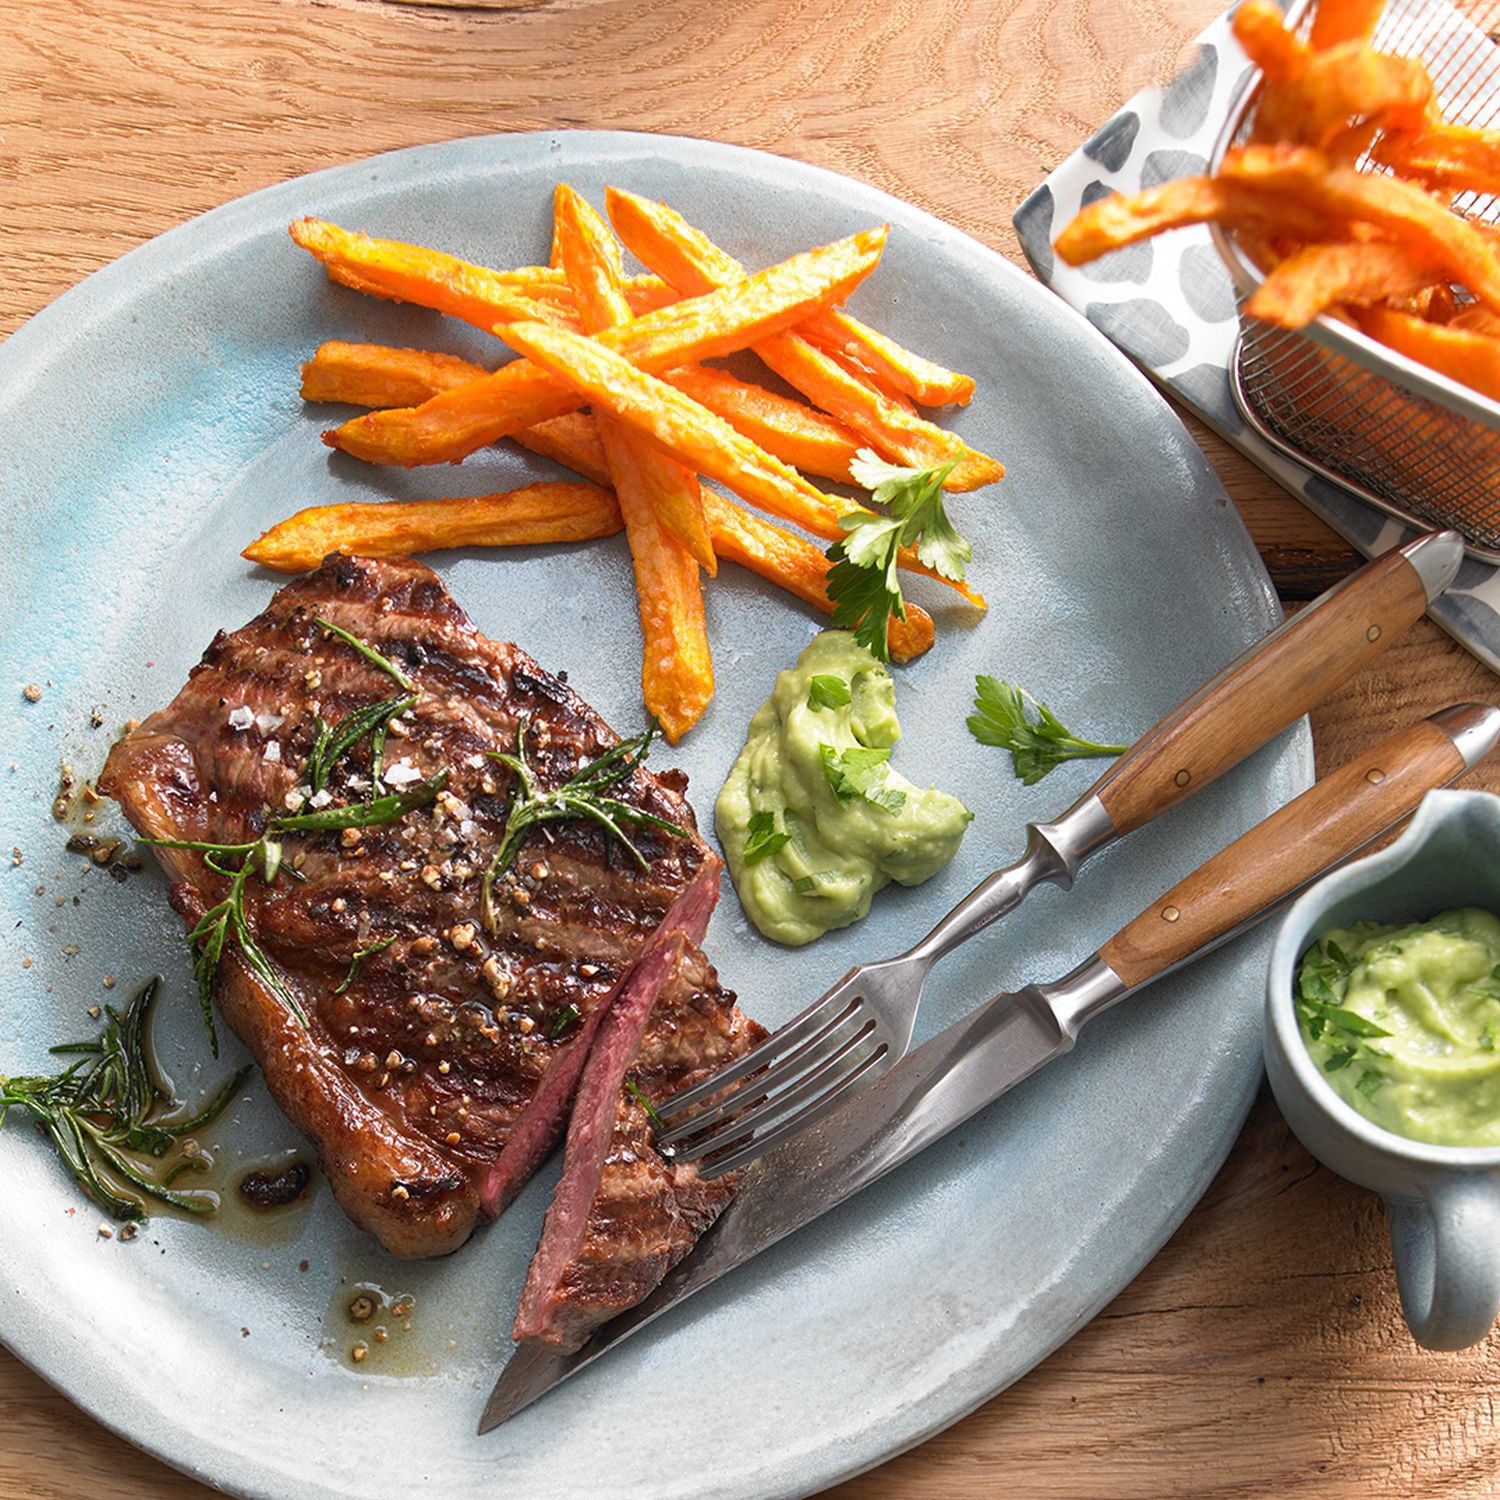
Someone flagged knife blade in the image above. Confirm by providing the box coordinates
[479,703,1500,1431]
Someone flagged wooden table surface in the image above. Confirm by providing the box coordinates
[6,1,1500,1495]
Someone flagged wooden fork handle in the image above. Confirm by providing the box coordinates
[1099,712,1482,990]
[1090,535,1457,838]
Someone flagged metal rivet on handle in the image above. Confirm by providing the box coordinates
[1162,906,1180,923]
[1174,769,1191,787]
[1367,625,1381,642]
[1366,768,1386,784]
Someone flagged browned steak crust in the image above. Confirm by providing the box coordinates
[99,555,713,1259]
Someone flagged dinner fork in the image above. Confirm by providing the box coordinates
[655,531,1462,1177]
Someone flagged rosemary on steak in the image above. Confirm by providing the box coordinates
[480,726,686,933]
[141,616,443,1051]
[146,776,446,1051]
[0,976,250,1221]
[306,614,417,789]
[333,934,398,996]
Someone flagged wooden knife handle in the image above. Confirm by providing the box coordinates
[1099,717,1471,990]
[1091,539,1449,838]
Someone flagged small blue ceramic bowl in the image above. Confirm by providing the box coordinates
[1266,789,1500,1351]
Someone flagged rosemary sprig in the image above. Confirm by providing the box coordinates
[333,934,398,996]
[624,1077,664,1126]
[307,694,415,793]
[480,726,686,933]
[0,977,250,1221]
[313,615,415,691]
[147,774,446,1049]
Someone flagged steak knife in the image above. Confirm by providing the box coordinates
[480,701,1500,1430]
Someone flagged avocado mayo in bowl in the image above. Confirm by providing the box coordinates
[716,631,971,946]
[1297,909,1500,1147]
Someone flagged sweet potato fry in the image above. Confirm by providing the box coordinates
[606,188,973,407]
[1232,0,1312,83]
[1053,176,1331,265]
[494,318,986,609]
[1219,145,1500,312]
[799,313,976,407]
[1253,43,1432,144]
[327,226,889,466]
[288,218,674,332]
[1309,0,1386,51]
[601,436,715,742]
[604,188,998,485]
[300,341,489,407]
[304,339,865,485]
[662,364,863,483]
[554,183,716,575]
[1448,303,1500,336]
[1371,123,1500,197]
[498,408,932,655]
[701,492,934,662]
[512,412,612,483]
[1357,306,1500,401]
[241,482,622,573]
[1245,240,1440,326]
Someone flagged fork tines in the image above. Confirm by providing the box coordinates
[654,985,890,1179]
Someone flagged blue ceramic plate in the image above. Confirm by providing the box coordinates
[0,131,1308,1500]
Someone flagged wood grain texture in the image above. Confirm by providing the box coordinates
[1101,719,1464,986]
[4,0,1500,1496]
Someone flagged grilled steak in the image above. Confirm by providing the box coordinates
[513,875,765,1350]
[99,555,744,1266]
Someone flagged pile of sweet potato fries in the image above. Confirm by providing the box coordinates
[245,188,1003,740]
[1054,0,1500,403]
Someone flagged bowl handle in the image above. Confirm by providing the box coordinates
[1387,1177,1500,1350]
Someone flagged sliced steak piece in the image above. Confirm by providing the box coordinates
[514,923,765,1351]
[100,554,716,1259]
[479,861,721,1220]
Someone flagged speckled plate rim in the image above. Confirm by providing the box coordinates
[0,129,1310,1500]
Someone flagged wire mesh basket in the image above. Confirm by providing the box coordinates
[1210,0,1500,560]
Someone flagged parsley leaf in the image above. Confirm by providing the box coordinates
[966,677,1127,785]
[825,451,968,662]
[742,810,792,866]
[807,674,853,711]
[818,743,906,814]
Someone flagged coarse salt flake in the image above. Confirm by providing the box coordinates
[263,742,282,763]
[309,788,335,810]
[383,762,422,787]
[255,711,285,735]
[227,706,255,731]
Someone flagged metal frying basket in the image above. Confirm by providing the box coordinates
[1210,0,1500,561]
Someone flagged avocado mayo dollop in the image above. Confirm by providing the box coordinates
[715,631,971,946]
[1297,908,1500,1147]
